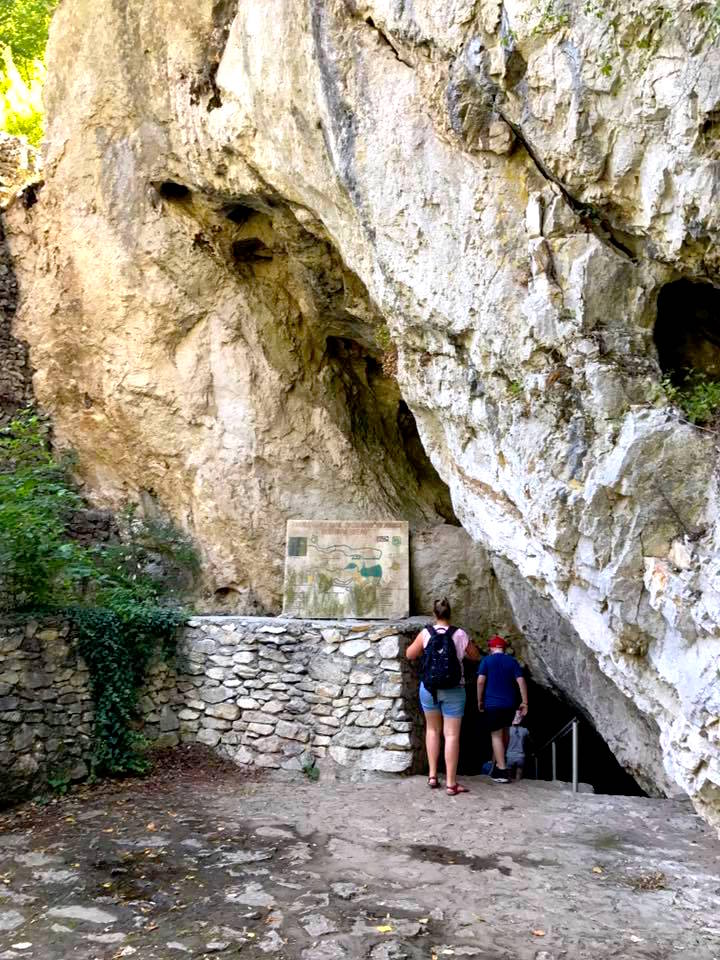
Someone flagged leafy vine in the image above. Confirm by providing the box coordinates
[0,411,198,776]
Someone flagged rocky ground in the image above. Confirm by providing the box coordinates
[0,747,719,960]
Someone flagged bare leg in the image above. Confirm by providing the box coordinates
[443,715,462,787]
[491,728,507,769]
[425,710,443,780]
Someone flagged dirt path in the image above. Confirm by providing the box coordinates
[1,749,719,959]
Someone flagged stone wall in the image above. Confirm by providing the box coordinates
[0,619,93,799]
[0,616,424,800]
[0,618,177,802]
[176,617,423,775]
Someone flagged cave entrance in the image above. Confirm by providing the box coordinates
[654,279,720,385]
[453,672,644,795]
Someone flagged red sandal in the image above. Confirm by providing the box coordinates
[428,776,440,789]
[446,783,469,796]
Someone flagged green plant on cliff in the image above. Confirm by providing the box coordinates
[0,413,89,609]
[661,371,720,427]
[0,411,197,775]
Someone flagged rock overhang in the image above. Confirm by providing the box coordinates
[3,0,720,830]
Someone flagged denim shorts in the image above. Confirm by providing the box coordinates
[419,682,466,718]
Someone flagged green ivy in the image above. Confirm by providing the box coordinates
[72,603,185,775]
[0,410,197,776]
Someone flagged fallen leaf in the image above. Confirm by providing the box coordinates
[418,918,429,925]
[376,925,394,934]
[532,930,546,937]
[592,866,603,874]
[146,822,156,831]
[629,935,644,943]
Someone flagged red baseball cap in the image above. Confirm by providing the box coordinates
[488,635,507,649]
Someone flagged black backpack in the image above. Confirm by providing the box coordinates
[421,625,461,703]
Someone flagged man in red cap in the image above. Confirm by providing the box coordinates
[477,636,528,783]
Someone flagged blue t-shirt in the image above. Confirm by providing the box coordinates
[477,653,523,708]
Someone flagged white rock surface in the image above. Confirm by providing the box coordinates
[5,0,720,828]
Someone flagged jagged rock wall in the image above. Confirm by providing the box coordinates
[6,0,720,827]
[0,134,38,425]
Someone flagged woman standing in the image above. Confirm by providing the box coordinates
[405,598,480,795]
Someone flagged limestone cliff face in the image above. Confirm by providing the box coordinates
[6,0,720,825]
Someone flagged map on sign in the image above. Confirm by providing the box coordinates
[282,520,409,620]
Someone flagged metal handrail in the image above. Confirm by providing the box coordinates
[531,716,580,794]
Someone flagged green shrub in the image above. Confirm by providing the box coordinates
[0,411,197,776]
[2,100,43,145]
[0,412,89,611]
[661,371,720,426]
[89,504,200,609]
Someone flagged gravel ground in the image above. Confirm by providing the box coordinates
[1,746,719,960]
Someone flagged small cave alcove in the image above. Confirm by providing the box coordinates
[654,279,720,385]
[156,180,191,201]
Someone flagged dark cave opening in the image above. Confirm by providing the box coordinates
[323,336,458,527]
[157,181,191,201]
[654,279,720,385]
[231,237,273,264]
[397,400,460,526]
[223,202,260,225]
[453,668,645,796]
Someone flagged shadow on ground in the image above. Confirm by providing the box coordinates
[1,746,719,959]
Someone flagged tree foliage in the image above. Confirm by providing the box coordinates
[0,0,59,78]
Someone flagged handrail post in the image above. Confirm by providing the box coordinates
[551,741,557,781]
[572,719,579,794]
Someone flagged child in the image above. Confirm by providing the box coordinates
[506,710,530,780]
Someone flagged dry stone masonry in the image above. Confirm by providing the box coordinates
[0,618,175,802]
[0,617,424,798]
[177,617,423,774]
